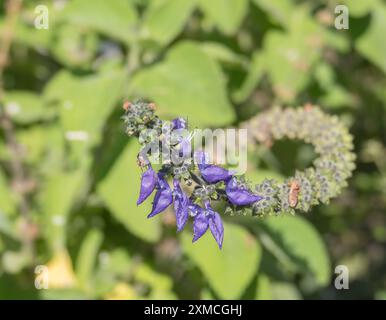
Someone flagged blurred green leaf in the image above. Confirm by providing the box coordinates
[261,215,331,287]
[97,140,162,243]
[0,170,17,217]
[76,229,104,292]
[200,42,248,67]
[181,222,261,299]
[0,214,17,239]
[197,0,248,34]
[44,70,126,146]
[141,0,195,45]
[356,2,386,75]
[255,274,272,300]
[270,281,301,300]
[252,0,295,27]
[131,41,235,126]
[39,169,87,250]
[263,29,319,101]
[233,52,265,102]
[50,25,98,68]
[59,0,138,44]
[338,0,379,17]
[3,91,55,124]
[135,263,177,299]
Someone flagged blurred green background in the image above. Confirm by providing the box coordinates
[0,0,385,300]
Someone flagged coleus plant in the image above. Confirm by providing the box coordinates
[122,100,355,249]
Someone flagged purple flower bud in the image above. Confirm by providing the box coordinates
[226,177,263,206]
[173,179,189,232]
[172,117,187,129]
[200,165,233,183]
[192,209,209,243]
[137,166,157,205]
[148,174,173,218]
[204,201,224,249]
[192,201,224,249]
[194,151,233,183]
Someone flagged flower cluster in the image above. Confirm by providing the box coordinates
[123,101,355,248]
[243,105,356,215]
[123,100,264,249]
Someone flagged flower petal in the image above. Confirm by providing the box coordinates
[172,117,187,129]
[173,179,189,232]
[192,210,209,242]
[200,165,233,183]
[203,200,224,249]
[209,212,224,249]
[175,202,189,232]
[226,178,263,205]
[148,176,173,217]
[137,166,157,205]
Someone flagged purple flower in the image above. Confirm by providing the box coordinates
[226,177,262,206]
[148,173,173,218]
[192,200,224,249]
[137,166,158,205]
[194,151,233,183]
[192,208,209,243]
[173,179,189,232]
[172,117,187,129]
[200,165,233,183]
[205,201,224,249]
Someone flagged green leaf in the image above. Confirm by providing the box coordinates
[197,0,248,34]
[261,10,324,101]
[3,91,55,124]
[356,2,386,75]
[200,42,248,68]
[135,263,177,299]
[181,222,261,299]
[261,215,331,287]
[0,170,17,217]
[252,0,295,27]
[338,0,379,17]
[50,24,98,68]
[60,0,137,44]
[38,169,87,250]
[255,274,272,300]
[270,281,301,299]
[141,0,195,45]
[233,52,265,102]
[97,141,162,243]
[131,41,235,126]
[44,70,126,146]
[76,229,104,292]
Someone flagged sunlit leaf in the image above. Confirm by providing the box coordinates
[181,222,261,299]
[130,41,235,126]
[356,2,386,74]
[261,215,331,287]
[141,0,195,45]
[76,229,104,292]
[3,91,55,124]
[197,0,248,34]
[59,0,137,44]
[44,70,126,146]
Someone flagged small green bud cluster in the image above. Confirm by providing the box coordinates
[244,105,356,215]
[121,100,158,137]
